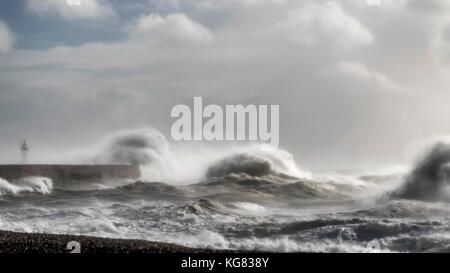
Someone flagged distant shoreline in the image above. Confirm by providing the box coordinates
[0,230,228,253]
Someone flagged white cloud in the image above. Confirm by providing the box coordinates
[1,1,447,167]
[130,13,213,44]
[278,1,374,47]
[193,0,286,9]
[0,19,15,53]
[334,62,409,93]
[26,0,115,20]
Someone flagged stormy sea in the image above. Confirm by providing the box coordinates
[1,129,450,253]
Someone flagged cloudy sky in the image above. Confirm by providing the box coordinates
[1,0,450,168]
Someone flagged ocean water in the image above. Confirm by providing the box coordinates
[1,129,450,253]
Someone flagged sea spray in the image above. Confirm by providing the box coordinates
[0,177,53,196]
[87,128,310,184]
[394,142,450,201]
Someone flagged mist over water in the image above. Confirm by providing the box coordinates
[2,128,450,252]
[394,143,450,201]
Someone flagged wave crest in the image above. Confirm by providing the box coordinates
[205,148,311,180]
[0,177,53,196]
[394,143,450,201]
[206,154,273,178]
[94,128,169,166]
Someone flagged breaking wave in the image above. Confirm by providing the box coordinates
[94,128,169,166]
[177,199,234,217]
[0,177,53,196]
[394,142,450,201]
[1,129,449,253]
[87,128,311,184]
[206,154,273,178]
[204,151,308,181]
[69,128,393,203]
[91,128,176,181]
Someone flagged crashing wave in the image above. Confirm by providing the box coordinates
[93,128,170,165]
[205,151,309,180]
[177,199,233,217]
[78,128,312,184]
[90,128,179,181]
[206,154,273,178]
[199,152,370,201]
[394,143,450,201]
[0,177,53,196]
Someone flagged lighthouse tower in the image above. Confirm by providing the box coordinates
[21,141,29,164]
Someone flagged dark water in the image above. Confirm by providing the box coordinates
[1,130,450,253]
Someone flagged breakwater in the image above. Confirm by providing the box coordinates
[0,165,141,184]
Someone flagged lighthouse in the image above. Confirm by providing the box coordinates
[21,141,29,164]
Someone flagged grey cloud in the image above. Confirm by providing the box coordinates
[0,19,15,52]
[407,0,450,14]
[277,1,374,47]
[0,1,449,169]
[26,0,116,20]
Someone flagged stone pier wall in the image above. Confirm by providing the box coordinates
[0,165,141,184]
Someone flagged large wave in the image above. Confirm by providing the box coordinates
[75,128,392,203]
[206,154,273,178]
[89,128,179,182]
[93,128,169,166]
[394,142,450,201]
[0,177,53,196]
[28,127,392,203]
[205,150,309,180]
[85,128,311,185]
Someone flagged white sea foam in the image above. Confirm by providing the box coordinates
[231,202,266,213]
[79,128,311,184]
[1,130,450,253]
[0,177,53,196]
